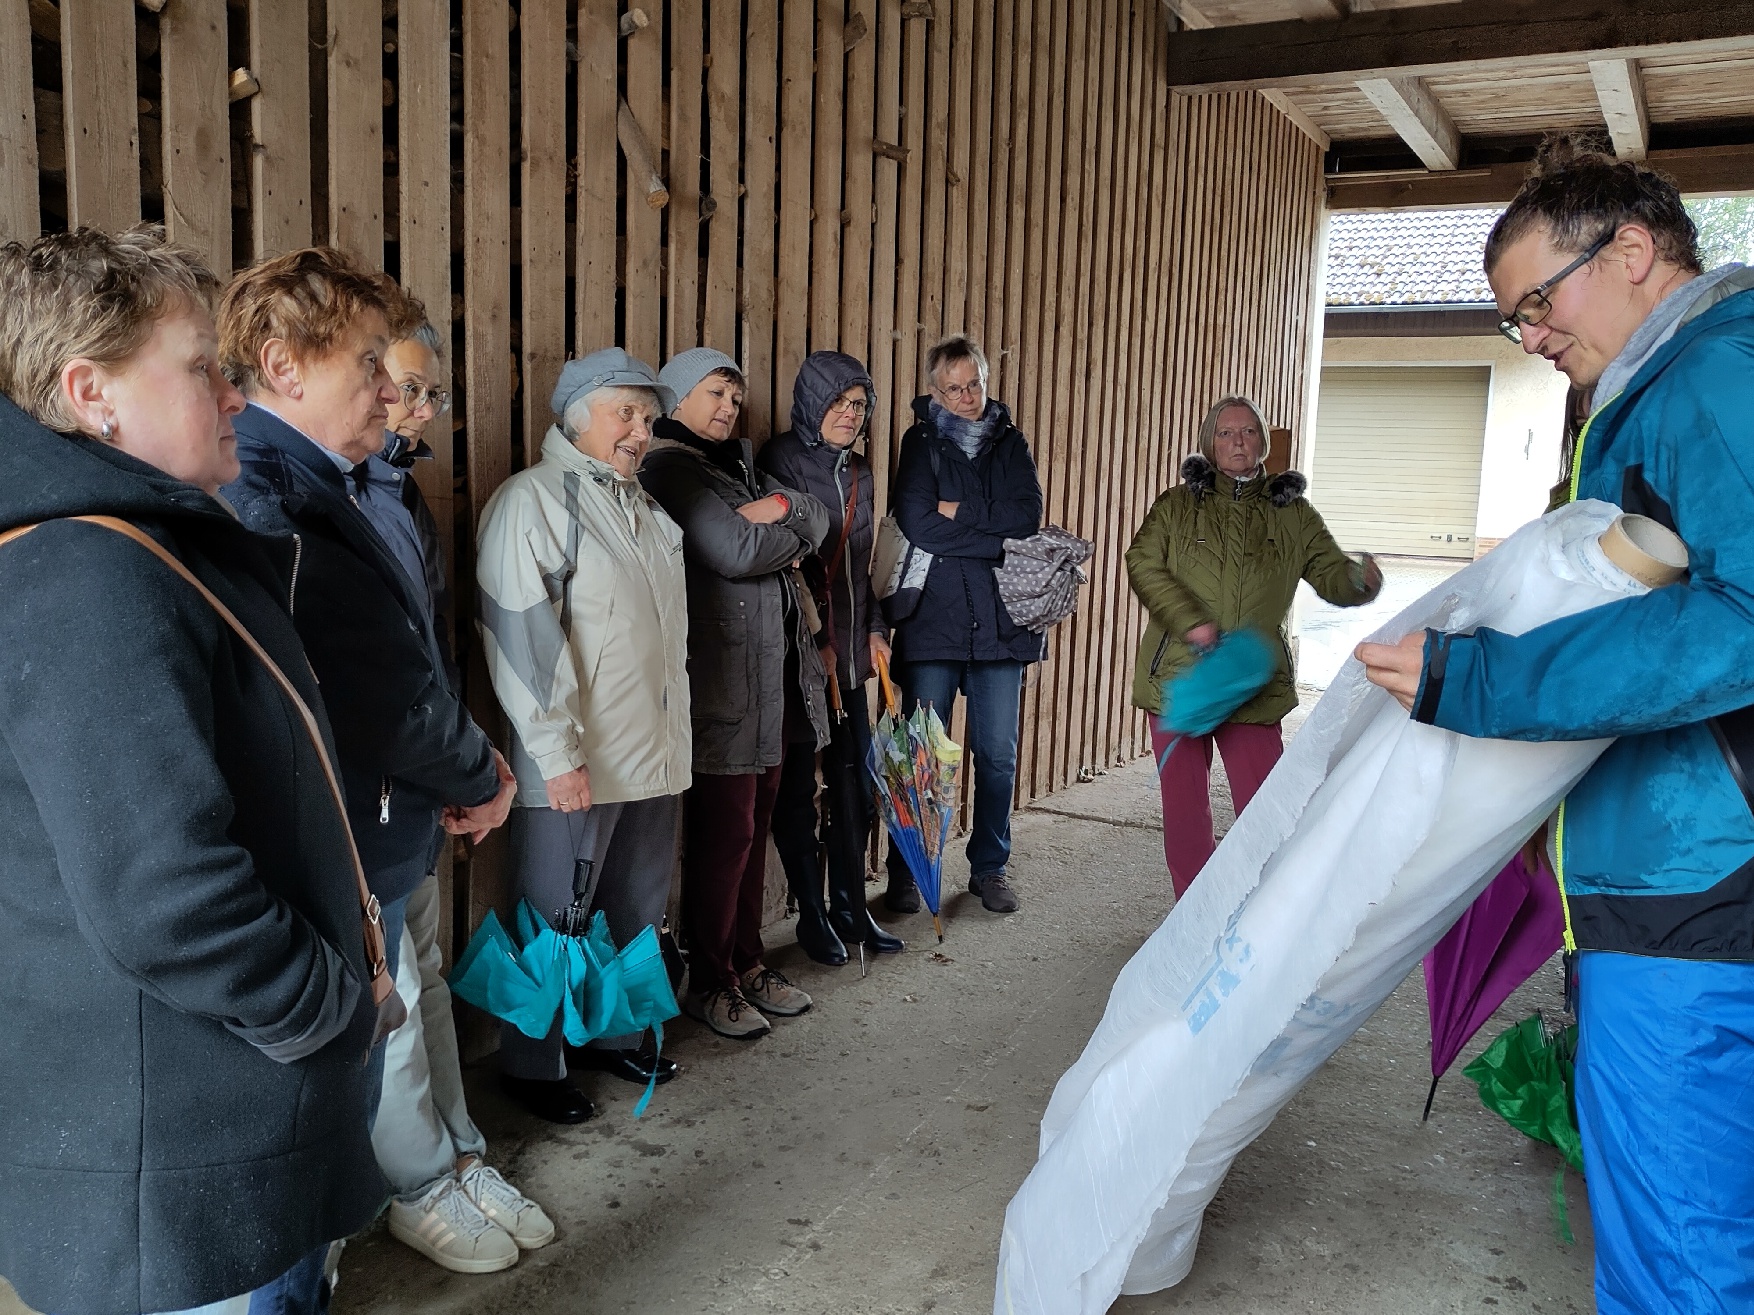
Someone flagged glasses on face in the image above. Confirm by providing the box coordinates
[937,378,984,403]
[827,396,869,417]
[397,380,452,415]
[1497,229,1617,344]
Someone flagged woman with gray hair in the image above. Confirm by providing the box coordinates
[477,348,691,1120]
[1125,394,1382,897]
[642,348,831,1041]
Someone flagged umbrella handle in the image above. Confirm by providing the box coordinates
[874,649,900,717]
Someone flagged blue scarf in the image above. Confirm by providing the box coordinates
[929,398,1005,460]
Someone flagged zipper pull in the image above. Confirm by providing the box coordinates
[379,780,391,824]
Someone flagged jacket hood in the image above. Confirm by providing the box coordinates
[790,352,876,448]
[0,391,232,533]
[1181,451,1306,508]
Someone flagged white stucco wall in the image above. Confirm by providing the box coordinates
[1319,335,1570,545]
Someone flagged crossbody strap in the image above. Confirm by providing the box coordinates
[1,515,393,1005]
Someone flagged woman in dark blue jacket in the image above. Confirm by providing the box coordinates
[886,334,1044,915]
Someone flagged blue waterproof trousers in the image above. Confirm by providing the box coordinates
[1575,950,1754,1314]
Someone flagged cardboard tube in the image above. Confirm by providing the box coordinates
[1599,514,1688,589]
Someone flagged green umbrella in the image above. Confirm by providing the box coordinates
[1463,1011,1583,1241]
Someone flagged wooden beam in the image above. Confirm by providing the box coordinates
[574,0,617,352]
[703,0,740,350]
[1158,0,1211,30]
[249,0,310,258]
[521,0,567,462]
[810,0,845,350]
[1259,88,1329,153]
[160,0,231,272]
[1,0,41,242]
[1590,57,1649,162]
[1326,141,1754,209]
[463,0,512,520]
[327,0,383,263]
[398,0,454,587]
[1166,0,1754,93]
[1356,75,1458,171]
[666,0,703,351]
[61,0,141,232]
[741,0,779,438]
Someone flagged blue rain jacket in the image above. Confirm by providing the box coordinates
[1413,285,1754,960]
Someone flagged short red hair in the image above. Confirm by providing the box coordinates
[219,246,420,393]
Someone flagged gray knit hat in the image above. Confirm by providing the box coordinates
[551,347,675,420]
[659,347,744,414]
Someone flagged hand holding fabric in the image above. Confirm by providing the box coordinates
[1356,631,1425,709]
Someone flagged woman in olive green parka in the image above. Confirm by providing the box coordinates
[1126,395,1380,895]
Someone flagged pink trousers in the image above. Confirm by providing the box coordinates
[1151,720,1284,898]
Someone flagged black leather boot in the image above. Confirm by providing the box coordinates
[829,869,905,954]
[779,845,847,966]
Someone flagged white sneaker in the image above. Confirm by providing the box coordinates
[459,1159,557,1250]
[387,1175,520,1274]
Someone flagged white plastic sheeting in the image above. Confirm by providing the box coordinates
[997,501,1658,1315]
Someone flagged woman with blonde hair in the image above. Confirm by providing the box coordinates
[1125,394,1382,897]
[0,226,390,1314]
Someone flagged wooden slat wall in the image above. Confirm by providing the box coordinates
[2,1,1326,939]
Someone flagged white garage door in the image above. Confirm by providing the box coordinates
[1309,365,1490,559]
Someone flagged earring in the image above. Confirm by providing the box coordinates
[99,419,113,440]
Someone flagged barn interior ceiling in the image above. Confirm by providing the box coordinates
[1159,0,1754,207]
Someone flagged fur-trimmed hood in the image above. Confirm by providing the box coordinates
[1180,452,1307,508]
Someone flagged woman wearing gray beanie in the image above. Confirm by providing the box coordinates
[640,349,833,1040]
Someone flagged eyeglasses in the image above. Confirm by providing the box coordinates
[1497,229,1617,344]
[936,379,984,403]
[397,380,452,415]
[827,396,869,417]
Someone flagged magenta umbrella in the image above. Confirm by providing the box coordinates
[1421,850,1565,1120]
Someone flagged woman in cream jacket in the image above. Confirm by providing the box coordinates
[476,348,691,1122]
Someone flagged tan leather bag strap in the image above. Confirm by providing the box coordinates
[1,515,393,1005]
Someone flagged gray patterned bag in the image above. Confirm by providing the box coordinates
[994,525,1095,632]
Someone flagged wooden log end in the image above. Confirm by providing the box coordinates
[619,7,651,36]
[645,186,670,210]
[229,68,263,103]
[844,11,870,49]
[136,0,169,12]
[873,140,910,163]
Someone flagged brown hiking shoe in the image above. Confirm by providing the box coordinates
[684,986,771,1040]
[740,966,813,1017]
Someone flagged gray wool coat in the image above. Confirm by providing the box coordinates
[641,419,832,774]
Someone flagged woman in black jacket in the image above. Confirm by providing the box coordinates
[885,334,1044,917]
[758,351,906,965]
[0,228,391,1314]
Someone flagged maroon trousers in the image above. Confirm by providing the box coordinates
[682,765,783,992]
[1151,721,1284,899]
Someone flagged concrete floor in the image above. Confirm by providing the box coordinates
[321,726,1593,1315]
[0,680,1595,1315]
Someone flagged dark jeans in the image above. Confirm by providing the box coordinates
[886,659,1025,880]
[773,682,875,904]
[682,766,783,992]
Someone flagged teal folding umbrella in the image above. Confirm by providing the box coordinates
[450,865,681,1116]
[1156,628,1279,771]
